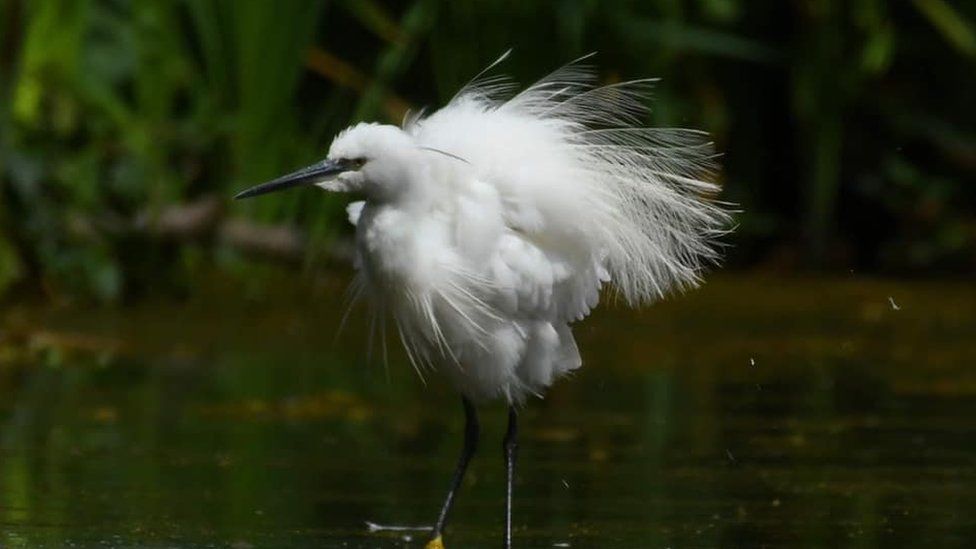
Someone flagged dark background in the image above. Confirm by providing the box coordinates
[2,3,976,548]
[1,0,974,305]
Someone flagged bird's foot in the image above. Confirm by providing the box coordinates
[365,521,433,533]
[424,535,445,549]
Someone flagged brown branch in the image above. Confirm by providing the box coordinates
[305,47,412,122]
[218,218,306,263]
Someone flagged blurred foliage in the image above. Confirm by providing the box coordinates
[0,0,974,304]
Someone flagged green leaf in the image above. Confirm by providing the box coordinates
[912,0,976,57]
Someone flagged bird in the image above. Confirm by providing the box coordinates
[234,52,729,549]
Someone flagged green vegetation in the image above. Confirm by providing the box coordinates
[1,0,974,303]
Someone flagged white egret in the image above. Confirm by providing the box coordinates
[235,53,729,549]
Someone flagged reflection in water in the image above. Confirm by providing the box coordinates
[1,276,974,548]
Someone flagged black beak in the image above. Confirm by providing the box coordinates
[234,158,349,200]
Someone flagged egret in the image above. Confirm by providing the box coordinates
[235,53,729,549]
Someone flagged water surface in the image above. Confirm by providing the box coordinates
[1,275,974,548]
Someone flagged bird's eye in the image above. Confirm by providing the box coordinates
[348,157,367,169]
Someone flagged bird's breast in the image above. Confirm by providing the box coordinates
[355,205,448,297]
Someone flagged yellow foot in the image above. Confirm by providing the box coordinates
[425,535,445,549]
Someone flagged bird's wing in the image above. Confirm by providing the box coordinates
[442,166,606,326]
[444,178,597,399]
[487,229,609,324]
[408,55,729,307]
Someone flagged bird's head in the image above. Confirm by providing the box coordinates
[234,123,421,202]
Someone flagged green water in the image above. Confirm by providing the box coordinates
[1,275,974,548]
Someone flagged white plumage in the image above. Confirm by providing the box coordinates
[232,53,731,547]
[322,54,729,403]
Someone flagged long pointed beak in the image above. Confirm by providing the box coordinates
[234,158,349,200]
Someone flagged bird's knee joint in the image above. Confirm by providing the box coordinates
[502,439,518,455]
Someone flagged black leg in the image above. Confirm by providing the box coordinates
[502,405,518,549]
[427,396,479,549]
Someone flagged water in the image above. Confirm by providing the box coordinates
[1,275,974,548]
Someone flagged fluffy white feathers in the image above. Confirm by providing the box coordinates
[336,54,729,402]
